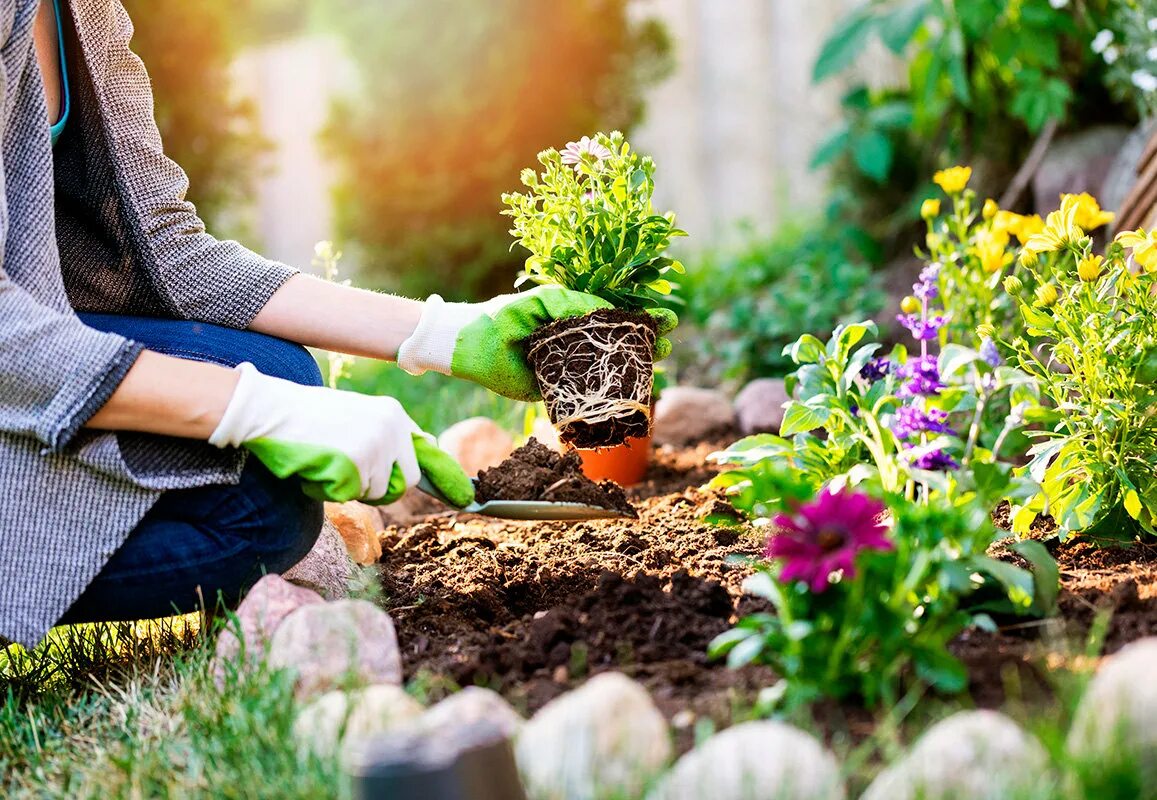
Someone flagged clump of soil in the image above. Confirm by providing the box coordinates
[475,439,636,517]
[526,309,657,449]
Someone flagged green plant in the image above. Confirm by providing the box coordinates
[501,132,686,310]
[708,467,1053,710]
[1003,209,1157,539]
[320,0,673,300]
[676,221,883,383]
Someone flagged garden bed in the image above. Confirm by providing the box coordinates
[377,440,1157,750]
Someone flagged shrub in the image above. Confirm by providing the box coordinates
[676,221,883,384]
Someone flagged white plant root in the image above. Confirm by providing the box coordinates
[528,318,655,441]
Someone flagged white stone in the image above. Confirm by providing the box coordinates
[862,711,1051,800]
[283,519,352,600]
[416,687,524,739]
[1068,637,1157,784]
[516,672,671,800]
[733,378,790,434]
[653,387,736,447]
[293,685,423,762]
[438,417,515,476]
[647,721,844,800]
[267,599,403,700]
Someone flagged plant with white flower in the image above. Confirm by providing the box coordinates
[1096,0,1157,116]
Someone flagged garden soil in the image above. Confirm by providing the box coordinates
[379,443,1157,750]
[474,440,635,516]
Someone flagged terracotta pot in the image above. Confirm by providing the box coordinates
[577,433,652,487]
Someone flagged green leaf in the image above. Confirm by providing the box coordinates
[786,334,826,365]
[810,127,851,170]
[781,401,833,436]
[1010,540,1060,616]
[1125,488,1143,521]
[813,9,875,83]
[877,0,928,52]
[939,344,981,379]
[853,130,894,182]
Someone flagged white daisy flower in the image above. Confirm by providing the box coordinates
[1092,29,1114,54]
[1133,70,1157,93]
[1104,45,1121,65]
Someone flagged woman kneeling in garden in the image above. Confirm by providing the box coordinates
[0,0,660,648]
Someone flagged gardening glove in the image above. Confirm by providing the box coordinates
[397,285,678,401]
[209,363,475,507]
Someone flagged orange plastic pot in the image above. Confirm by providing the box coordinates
[577,433,652,487]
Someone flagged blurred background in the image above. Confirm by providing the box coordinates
[125,0,1153,430]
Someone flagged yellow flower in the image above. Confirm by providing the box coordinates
[901,295,921,315]
[934,166,972,194]
[1077,254,1104,282]
[976,324,996,339]
[1116,228,1157,272]
[1003,275,1023,294]
[993,211,1045,245]
[1018,248,1039,268]
[1063,192,1115,231]
[983,199,999,220]
[921,198,941,220]
[973,234,1013,275]
[1035,283,1059,307]
[1023,195,1083,258]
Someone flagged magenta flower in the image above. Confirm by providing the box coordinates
[561,136,613,169]
[765,489,892,594]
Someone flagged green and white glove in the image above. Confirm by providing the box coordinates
[209,363,475,507]
[397,285,678,401]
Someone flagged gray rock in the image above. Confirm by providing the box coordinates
[416,686,524,739]
[516,672,671,800]
[284,519,353,600]
[1068,638,1157,785]
[653,387,736,446]
[438,417,515,476]
[268,599,403,700]
[647,721,844,800]
[1101,120,1157,220]
[293,685,423,763]
[1032,125,1131,216]
[211,574,325,689]
[733,378,790,434]
[862,711,1052,800]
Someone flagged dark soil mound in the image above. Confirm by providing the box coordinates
[475,439,635,517]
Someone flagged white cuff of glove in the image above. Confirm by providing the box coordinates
[397,294,467,377]
[209,362,266,448]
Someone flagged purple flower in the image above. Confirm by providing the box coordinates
[561,136,613,169]
[897,313,947,341]
[859,357,892,382]
[898,355,943,397]
[891,405,954,441]
[980,338,1002,368]
[914,264,940,300]
[910,448,960,471]
[766,489,893,594]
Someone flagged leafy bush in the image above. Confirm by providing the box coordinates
[501,132,685,310]
[319,0,673,300]
[675,221,884,383]
[1093,0,1157,118]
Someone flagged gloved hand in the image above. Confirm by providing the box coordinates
[397,286,678,401]
[209,363,475,507]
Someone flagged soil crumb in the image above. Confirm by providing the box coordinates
[475,439,636,517]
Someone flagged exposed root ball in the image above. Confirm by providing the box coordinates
[527,309,657,449]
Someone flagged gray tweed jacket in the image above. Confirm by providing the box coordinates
[0,0,297,647]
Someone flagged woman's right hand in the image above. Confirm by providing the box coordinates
[208,363,474,507]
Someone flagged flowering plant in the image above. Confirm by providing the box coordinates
[708,466,1055,709]
[501,131,686,310]
[1002,204,1157,539]
[1091,2,1157,118]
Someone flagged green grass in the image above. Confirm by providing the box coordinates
[2,606,1153,798]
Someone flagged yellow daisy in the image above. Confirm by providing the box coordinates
[1116,229,1157,272]
[972,230,1013,274]
[934,166,972,194]
[1077,254,1104,282]
[1062,193,1115,231]
[1023,195,1083,258]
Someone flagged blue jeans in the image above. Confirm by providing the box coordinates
[60,314,325,624]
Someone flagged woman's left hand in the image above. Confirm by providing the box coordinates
[397,286,677,401]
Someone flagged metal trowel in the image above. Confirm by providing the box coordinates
[417,476,633,521]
